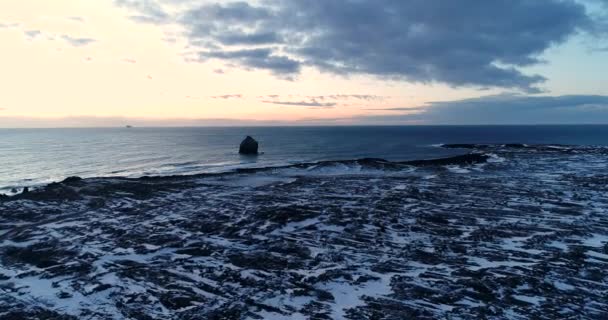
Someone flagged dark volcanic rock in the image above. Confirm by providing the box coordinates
[402,153,488,166]
[441,144,488,149]
[239,136,259,155]
[2,243,76,269]
[255,204,319,224]
[504,143,526,148]
[4,183,81,202]
[61,176,83,185]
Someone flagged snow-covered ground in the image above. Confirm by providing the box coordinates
[1,144,607,319]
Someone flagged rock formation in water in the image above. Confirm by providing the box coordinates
[239,136,259,155]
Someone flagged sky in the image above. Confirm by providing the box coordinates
[0,0,607,127]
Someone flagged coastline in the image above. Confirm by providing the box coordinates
[1,144,607,319]
[1,150,489,200]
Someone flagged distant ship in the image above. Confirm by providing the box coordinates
[126,125,133,128]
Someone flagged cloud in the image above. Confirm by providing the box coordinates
[367,107,425,112]
[61,35,96,47]
[114,0,171,24]
[122,58,137,63]
[216,31,280,46]
[261,100,337,108]
[0,23,19,29]
[210,94,242,99]
[306,95,386,101]
[360,94,608,124]
[4,95,608,127]
[67,16,85,23]
[200,48,300,75]
[258,94,387,108]
[0,116,303,128]
[24,30,41,39]
[114,0,600,92]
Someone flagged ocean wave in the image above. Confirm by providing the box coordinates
[4,143,607,196]
[1,153,490,198]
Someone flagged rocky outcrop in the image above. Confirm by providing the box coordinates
[239,136,259,155]
[441,144,486,149]
[402,153,488,166]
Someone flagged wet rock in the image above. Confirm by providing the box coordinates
[504,143,526,148]
[441,144,488,149]
[418,213,450,225]
[239,136,259,155]
[61,176,83,185]
[402,153,488,166]
[7,183,81,202]
[87,197,105,208]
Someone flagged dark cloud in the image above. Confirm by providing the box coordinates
[201,48,300,75]
[211,94,243,99]
[114,0,599,91]
[261,100,337,108]
[62,35,96,47]
[361,94,608,124]
[216,31,280,45]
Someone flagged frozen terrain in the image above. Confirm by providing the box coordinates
[1,144,607,319]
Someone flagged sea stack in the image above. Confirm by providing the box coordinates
[239,136,259,155]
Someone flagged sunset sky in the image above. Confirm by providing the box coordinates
[1,0,607,127]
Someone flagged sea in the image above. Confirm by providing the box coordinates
[1,125,608,193]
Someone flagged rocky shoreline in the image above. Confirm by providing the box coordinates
[1,144,607,319]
